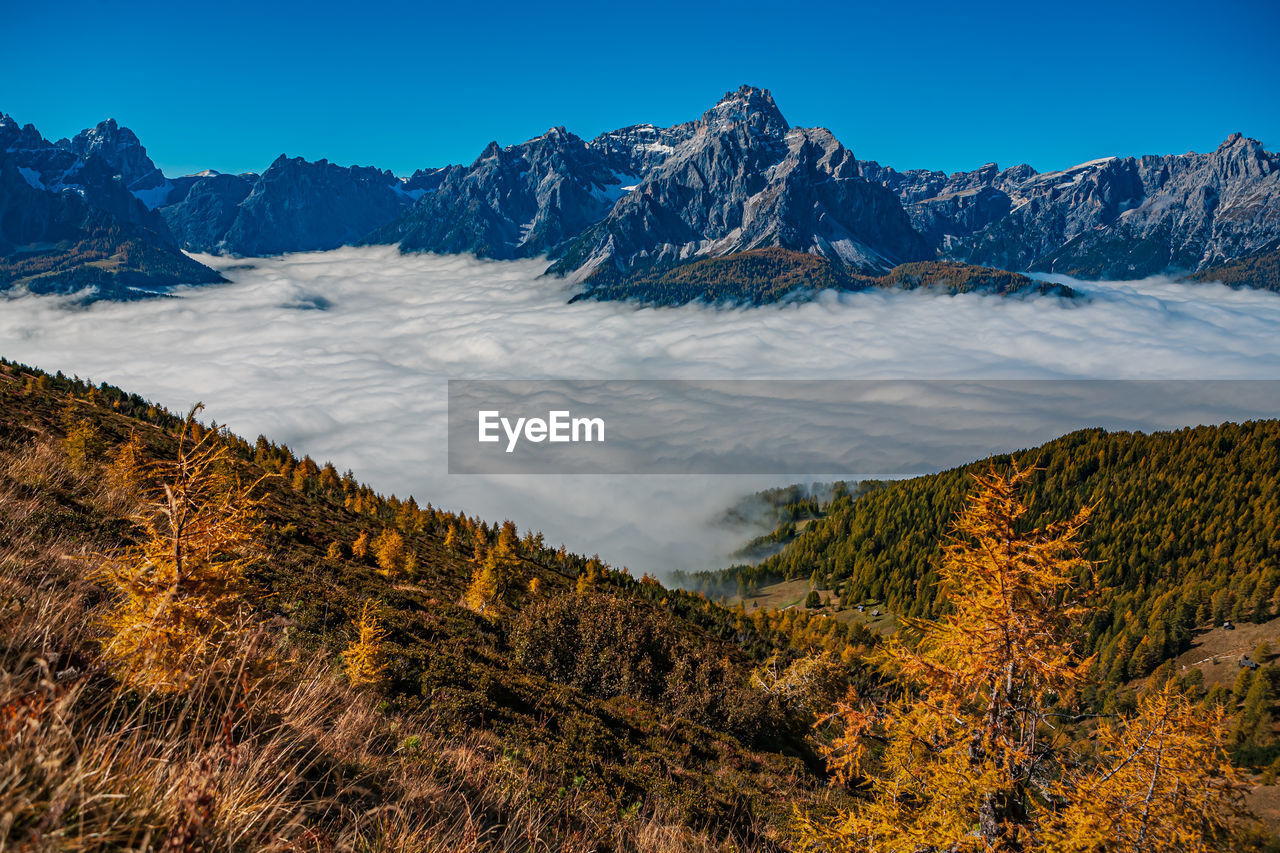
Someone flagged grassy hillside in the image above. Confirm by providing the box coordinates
[0,359,879,851]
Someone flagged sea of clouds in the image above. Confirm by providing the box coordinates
[3,246,1280,575]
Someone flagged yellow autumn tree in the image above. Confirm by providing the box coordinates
[463,524,521,615]
[462,562,500,615]
[105,428,148,497]
[342,600,388,689]
[1043,680,1246,852]
[351,530,370,560]
[796,467,1248,853]
[372,528,408,576]
[62,410,102,472]
[94,408,267,694]
[576,558,602,594]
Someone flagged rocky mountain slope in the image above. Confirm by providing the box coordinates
[861,132,1280,280]
[3,89,1278,302]
[547,87,930,286]
[361,126,633,259]
[0,114,224,297]
[166,155,415,255]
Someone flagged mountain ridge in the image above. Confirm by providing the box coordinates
[3,89,1278,302]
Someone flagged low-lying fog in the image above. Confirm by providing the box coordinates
[4,246,1280,575]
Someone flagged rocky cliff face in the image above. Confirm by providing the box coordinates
[160,156,417,255]
[858,160,1036,251]
[159,171,255,253]
[0,113,222,296]
[1,114,167,234]
[55,118,171,208]
[1024,134,1280,278]
[587,121,697,178]
[362,127,640,259]
[862,134,1280,280]
[211,156,411,256]
[547,86,930,282]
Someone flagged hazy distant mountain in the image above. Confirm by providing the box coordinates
[160,156,416,255]
[3,90,1278,303]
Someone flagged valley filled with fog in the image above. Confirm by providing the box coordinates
[4,246,1280,575]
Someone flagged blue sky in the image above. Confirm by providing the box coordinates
[4,0,1277,178]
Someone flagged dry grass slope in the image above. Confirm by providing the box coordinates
[0,362,845,851]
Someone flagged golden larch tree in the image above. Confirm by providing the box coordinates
[105,428,148,498]
[464,521,521,614]
[462,562,500,615]
[1043,680,1247,853]
[351,530,370,560]
[94,409,267,694]
[796,468,1249,853]
[373,528,408,576]
[342,600,388,689]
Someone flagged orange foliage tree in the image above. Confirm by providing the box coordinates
[95,408,268,694]
[342,600,388,689]
[796,468,1247,852]
[1044,680,1246,852]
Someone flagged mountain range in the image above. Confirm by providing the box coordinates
[3,86,1278,303]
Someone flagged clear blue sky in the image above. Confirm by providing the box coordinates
[4,0,1277,178]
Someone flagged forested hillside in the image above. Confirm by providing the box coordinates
[691,422,1280,691]
[569,248,1074,306]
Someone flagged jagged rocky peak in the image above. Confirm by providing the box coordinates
[0,113,48,151]
[473,140,503,165]
[1211,132,1274,180]
[56,118,167,195]
[469,127,591,168]
[59,117,141,155]
[699,85,789,137]
[768,126,859,183]
[589,122,696,176]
